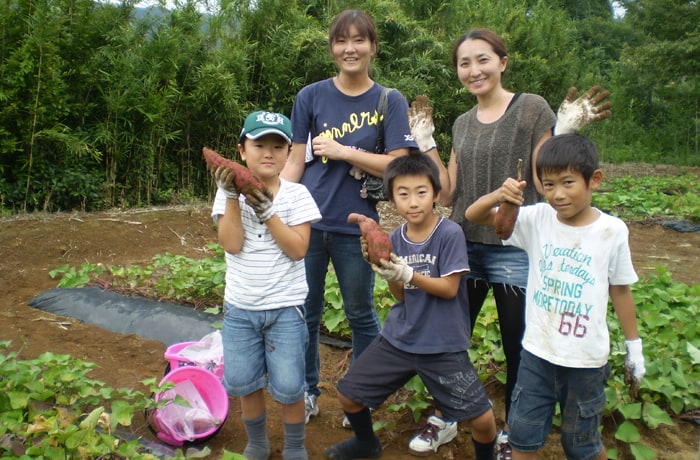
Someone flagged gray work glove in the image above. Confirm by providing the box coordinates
[244,190,274,222]
[554,86,612,135]
[214,166,238,200]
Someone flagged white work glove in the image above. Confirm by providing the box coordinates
[554,86,612,135]
[348,166,366,180]
[244,190,274,222]
[360,236,371,264]
[214,166,238,200]
[624,338,646,399]
[372,253,414,284]
[407,95,437,152]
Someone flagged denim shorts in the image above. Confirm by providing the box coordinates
[337,336,493,422]
[508,350,610,459]
[466,242,528,288]
[221,303,308,404]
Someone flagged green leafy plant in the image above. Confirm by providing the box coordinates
[0,341,157,458]
[48,234,700,459]
[594,174,700,223]
[605,267,699,458]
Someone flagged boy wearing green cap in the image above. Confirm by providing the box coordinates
[212,111,321,460]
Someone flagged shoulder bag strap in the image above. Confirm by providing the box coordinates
[376,87,394,153]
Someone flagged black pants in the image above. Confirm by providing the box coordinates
[468,279,526,418]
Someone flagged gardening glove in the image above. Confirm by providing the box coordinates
[372,253,414,284]
[213,166,239,200]
[348,165,366,180]
[360,236,371,264]
[624,338,646,399]
[554,86,612,135]
[407,95,437,153]
[244,189,274,222]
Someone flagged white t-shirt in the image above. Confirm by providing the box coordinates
[212,178,321,310]
[505,203,638,368]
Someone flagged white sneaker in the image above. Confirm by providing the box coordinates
[495,430,513,460]
[408,415,458,456]
[304,393,319,424]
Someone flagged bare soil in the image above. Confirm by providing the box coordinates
[1,162,698,459]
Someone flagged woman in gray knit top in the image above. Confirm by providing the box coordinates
[409,28,553,459]
[444,30,555,459]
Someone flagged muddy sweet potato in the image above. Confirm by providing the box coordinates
[494,159,523,240]
[347,213,392,265]
[202,147,266,196]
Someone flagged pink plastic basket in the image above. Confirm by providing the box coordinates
[164,340,224,379]
[151,366,229,446]
[164,341,199,370]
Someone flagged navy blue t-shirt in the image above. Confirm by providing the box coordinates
[291,78,417,234]
[381,217,473,354]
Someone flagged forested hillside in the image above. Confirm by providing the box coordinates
[1,0,698,212]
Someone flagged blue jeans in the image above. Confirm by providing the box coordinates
[304,228,380,397]
[508,350,610,459]
[221,303,308,404]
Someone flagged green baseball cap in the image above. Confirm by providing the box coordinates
[239,111,293,145]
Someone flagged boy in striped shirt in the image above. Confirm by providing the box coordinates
[212,111,321,460]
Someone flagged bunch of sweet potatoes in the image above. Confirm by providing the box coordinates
[347,213,392,265]
[202,147,267,198]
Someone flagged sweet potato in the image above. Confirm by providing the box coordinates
[347,213,392,265]
[202,147,266,197]
[494,159,523,240]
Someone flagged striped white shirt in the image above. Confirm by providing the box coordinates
[212,179,321,310]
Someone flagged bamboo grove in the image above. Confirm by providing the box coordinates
[1,0,698,212]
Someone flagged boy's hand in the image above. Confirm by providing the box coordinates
[214,166,239,200]
[499,177,526,205]
[407,95,437,152]
[372,253,414,284]
[554,86,612,135]
[624,338,646,399]
[244,190,274,221]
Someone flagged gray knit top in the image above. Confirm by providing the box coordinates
[450,93,556,245]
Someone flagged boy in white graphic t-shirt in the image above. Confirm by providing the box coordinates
[466,133,645,460]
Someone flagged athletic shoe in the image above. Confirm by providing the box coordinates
[495,430,513,460]
[408,415,458,456]
[304,393,319,424]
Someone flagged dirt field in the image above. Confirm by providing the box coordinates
[1,162,698,459]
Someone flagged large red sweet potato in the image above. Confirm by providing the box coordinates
[202,147,266,197]
[494,159,523,240]
[347,213,392,265]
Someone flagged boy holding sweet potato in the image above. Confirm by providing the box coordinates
[466,134,645,460]
[325,151,497,460]
[209,111,321,460]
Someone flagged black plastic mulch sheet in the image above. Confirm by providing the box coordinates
[29,286,221,346]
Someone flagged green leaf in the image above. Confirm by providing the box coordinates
[615,420,641,442]
[110,400,134,427]
[629,442,657,460]
[642,403,674,429]
[618,402,642,420]
[78,406,104,430]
